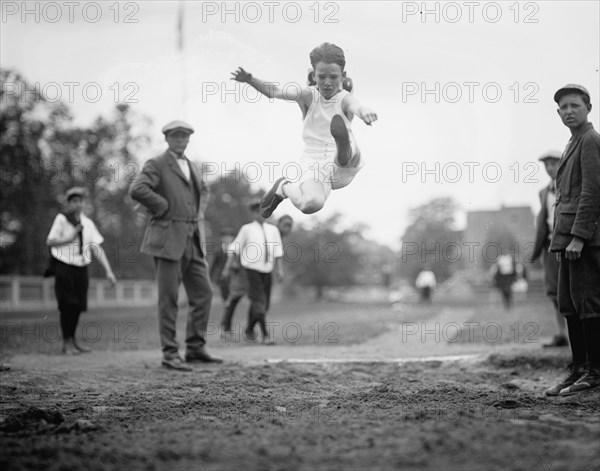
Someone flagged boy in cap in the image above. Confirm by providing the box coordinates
[46,187,116,354]
[545,84,600,396]
[531,151,568,348]
[130,120,220,371]
[231,42,377,218]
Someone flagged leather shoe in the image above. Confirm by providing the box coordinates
[162,356,192,372]
[185,348,223,364]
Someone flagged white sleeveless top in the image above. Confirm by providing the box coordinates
[301,88,355,159]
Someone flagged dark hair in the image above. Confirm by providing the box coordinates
[309,43,345,70]
[278,215,293,224]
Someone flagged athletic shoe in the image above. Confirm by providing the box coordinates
[559,363,600,396]
[330,114,352,167]
[259,177,285,219]
[161,356,192,372]
[544,362,584,396]
[543,335,569,348]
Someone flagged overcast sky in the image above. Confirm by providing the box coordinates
[2,1,599,248]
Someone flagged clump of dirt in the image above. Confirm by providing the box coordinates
[0,407,64,433]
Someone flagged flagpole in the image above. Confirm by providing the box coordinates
[177,1,186,119]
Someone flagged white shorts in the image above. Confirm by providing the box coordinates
[296,142,363,190]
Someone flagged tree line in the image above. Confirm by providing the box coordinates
[1,68,407,299]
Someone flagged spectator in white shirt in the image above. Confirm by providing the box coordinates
[223,201,284,344]
[415,267,437,304]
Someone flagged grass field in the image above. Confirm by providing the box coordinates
[1,296,599,471]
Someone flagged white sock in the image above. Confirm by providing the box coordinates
[276,180,287,198]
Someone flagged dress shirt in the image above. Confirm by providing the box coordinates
[169,150,190,180]
[229,221,283,273]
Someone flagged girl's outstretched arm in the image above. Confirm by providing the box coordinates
[342,93,378,125]
[231,67,307,102]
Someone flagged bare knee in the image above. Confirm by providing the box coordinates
[298,197,325,214]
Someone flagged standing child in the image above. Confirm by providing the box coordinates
[46,187,116,354]
[231,42,377,218]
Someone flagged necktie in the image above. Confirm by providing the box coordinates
[260,223,269,263]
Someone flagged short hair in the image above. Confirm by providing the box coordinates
[309,43,346,71]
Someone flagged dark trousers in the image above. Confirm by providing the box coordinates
[154,234,213,359]
[542,245,559,298]
[59,307,82,340]
[222,293,244,332]
[558,247,600,319]
[420,286,432,303]
[495,274,515,310]
[245,268,272,338]
[54,260,88,340]
[218,279,230,302]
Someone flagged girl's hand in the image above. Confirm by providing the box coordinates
[231,67,252,83]
[359,107,378,125]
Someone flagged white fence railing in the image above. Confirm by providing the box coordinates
[0,276,157,312]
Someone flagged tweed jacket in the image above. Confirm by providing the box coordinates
[550,122,600,251]
[129,151,209,260]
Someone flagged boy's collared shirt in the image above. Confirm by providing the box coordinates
[228,221,283,274]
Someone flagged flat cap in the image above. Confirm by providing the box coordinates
[539,151,562,162]
[162,120,195,135]
[65,186,86,200]
[554,84,590,104]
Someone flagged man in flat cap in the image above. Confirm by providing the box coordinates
[544,85,600,396]
[46,187,116,354]
[130,120,221,371]
[531,151,568,348]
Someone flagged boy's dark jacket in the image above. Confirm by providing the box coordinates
[550,122,600,251]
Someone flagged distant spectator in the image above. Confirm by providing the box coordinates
[491,254,517,310]
[531,151,568,348]
[220,253,248,335]
[46,187,116,355]
[210,227,235,302]
[415,267,437,304]
[277,214,294,239]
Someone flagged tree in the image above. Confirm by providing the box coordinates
[399,197,460,284]
[284,214,375,300]
[0,69,71,274]
[0,68,155,278]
